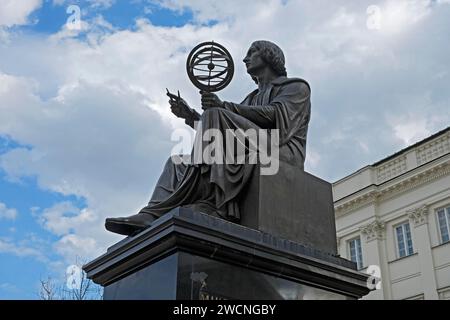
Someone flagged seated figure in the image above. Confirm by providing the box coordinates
[105,40,311,236]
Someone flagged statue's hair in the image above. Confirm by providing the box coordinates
[251,40,287,78]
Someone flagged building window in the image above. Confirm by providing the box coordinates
[395,222,414,258]
[348,237,363,269]
[437,206,450,244]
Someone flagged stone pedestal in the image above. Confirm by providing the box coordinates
[239,162,337,254]
[84,208,370,300]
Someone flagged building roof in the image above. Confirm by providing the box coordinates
[333,126,450,185]
[371,126,450,167]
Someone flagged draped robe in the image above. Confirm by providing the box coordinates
[138,76,311,221]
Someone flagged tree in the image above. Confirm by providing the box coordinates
[39,276,58,300]
[38,258,102,300]
[61,264,102,300]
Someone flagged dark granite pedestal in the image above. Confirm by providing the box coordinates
[239,162,338,254]
[84,208,370,300]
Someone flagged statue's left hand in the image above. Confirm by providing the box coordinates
[201,92,224,110]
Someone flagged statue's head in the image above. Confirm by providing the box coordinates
[243,40,287,83]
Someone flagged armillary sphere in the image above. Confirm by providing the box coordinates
[186,41,234,92]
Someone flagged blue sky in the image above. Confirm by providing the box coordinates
[20,0,194,34]
[0,0,193,299]
[1,0,449,299]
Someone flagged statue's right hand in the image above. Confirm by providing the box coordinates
[167,90,193,120]
[169,98,193,120]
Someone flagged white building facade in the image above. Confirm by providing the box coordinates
[333,127,450,300]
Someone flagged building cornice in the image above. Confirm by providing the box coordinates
[335,158,450,217]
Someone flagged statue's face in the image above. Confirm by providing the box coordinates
[243,45,266,76]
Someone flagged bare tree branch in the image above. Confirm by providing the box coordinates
[38,257,102,300]
[39,277,57,300]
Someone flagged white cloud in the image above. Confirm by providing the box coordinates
[329,7,356,28]
[385,91,450,146]
[0,237,47,262]
[369,0,434,34]
[0,202,17,220]
[48,19,91,42]
[53,0,115,10]
[391,117,430,146]
[0,70,176,259]
[0,0,42,27]
[37,202,95,236]
[0,282,20,294]
[305,148,321,170]
[53,234,100,263]
[87,0,115,9]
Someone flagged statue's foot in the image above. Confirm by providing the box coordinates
[105,212,156,236]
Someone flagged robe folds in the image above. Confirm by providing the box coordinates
[138,76,311,221]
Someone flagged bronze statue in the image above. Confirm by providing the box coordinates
[105,40,311,236]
